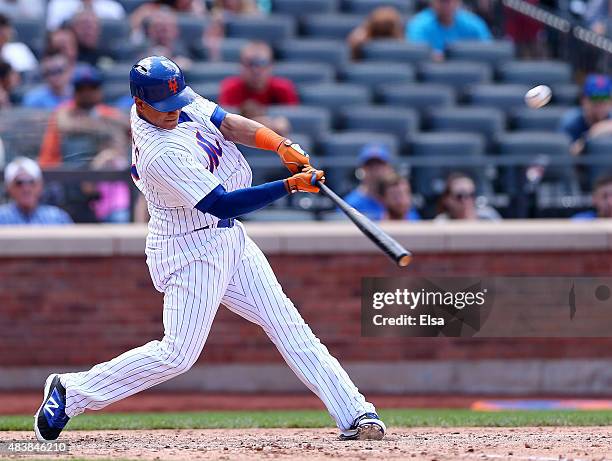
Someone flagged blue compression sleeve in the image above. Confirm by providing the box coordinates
[210,106,227,128]
[195,181,288,219]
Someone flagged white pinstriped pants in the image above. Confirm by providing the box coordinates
[61,222,375,430]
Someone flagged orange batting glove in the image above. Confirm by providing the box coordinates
[255,127,311,174]
[284,166,325,193]
[277,139,311,174]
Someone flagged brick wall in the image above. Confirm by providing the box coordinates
[3,250,612,368]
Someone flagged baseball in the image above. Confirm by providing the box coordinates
[525,85,552,109]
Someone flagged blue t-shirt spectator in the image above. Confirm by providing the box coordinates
[23,53,73,109]
[406,7,491,52]
[572,172,612,220]
[558,74,612,142]
[0,202,73,225]
[22,85,72,109]
[0,156,73,225]
[558,108,595,142]
[344,188,420,221]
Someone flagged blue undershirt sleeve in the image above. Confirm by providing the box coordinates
[210,105,227,129]
[195,180,288,219]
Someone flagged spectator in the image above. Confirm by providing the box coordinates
[23,54,74,110]
[348,6,404,60]
[376,172,420,221]
[45,27,79,66]
[0,0,44,19]
[0,58,19,108]
[207,0,265,61]
[0,157,73,225]
[559,74,612,156]
[573,173,612,220]
[435,172,500,221]
[343,143,396,220]
[503,0,545,58]
[584,0,609,35]
[69,9,110,66]
[239,100,291,136]
[212,0,260,15]
[131,0,206,38]
[47,0,126,30]
[141,8,192,68]
[38,64,131,223]
[0,13,37,73]
[38,64,129,168]
[406,0,491,60]
[219,41,299,107]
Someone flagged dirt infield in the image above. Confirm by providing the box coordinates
[3,427,611,460]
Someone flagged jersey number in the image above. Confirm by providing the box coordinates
[196,131,223,173]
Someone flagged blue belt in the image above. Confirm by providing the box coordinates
[196,218,234,231]
[216,218,234,228]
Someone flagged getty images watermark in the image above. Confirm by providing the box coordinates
[361,277,612,337]
[371,287,488,326]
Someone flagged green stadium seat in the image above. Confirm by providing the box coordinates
[497,60,572,86]
[496,131,575,195]
[466,84,530,110]
[360,40,431,64]
[339,62,415,88]
[225,15,296,44]
[12,18,45,56]
[377,83,455,110]
[338,105,419,139]
[301,14,363,39]
[409,132,488,198]
[427,107,504,145]
[446,40,515,65]
[276,39,349,65]
[275,62,334,85]
[219,38,250,62]
[267,105,332,137]
[510,107,570,132]
[341,0,412,14]
[300,83,371,113]
[584,137,612,188]
[418,61,492,91]
[273,0,338,15]
[183,62,240,83]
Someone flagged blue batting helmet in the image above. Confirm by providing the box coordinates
[129,56,196,112]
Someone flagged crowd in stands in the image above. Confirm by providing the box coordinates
[0,0,610,225]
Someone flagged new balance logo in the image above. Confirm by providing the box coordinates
[196,131,223,173]
[44,395,59,417]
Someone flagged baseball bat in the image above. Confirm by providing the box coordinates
[316,181,412,267]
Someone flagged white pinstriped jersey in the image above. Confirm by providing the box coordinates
[130,96,252,237]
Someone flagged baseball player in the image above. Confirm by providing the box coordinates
[35,56,386,442]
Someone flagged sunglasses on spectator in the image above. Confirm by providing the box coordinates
[451,191,475,201]
[14,178,36,187]
[242,58,271,68]
[43,67,65,77]
[598,190,612,199]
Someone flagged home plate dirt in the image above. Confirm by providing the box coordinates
[2,427,611,460]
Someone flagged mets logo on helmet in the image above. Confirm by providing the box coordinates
[196,131,223,173]
[168,78,179,94]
